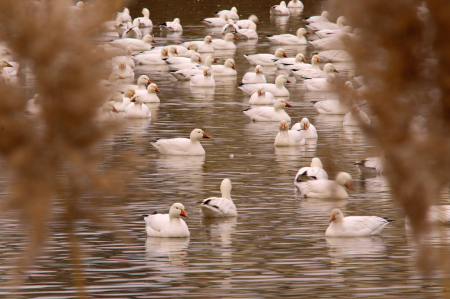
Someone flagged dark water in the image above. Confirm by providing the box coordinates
[0,0,447,298]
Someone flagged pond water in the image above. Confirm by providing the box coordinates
[0,0,447,298]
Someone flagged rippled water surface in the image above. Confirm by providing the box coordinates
[0,0,447,298]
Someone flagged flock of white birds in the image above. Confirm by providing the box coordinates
[6,1,442,239]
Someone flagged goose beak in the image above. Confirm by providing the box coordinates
[202,132,211,138]
[233,36,239,40]
[175,49,178,55]
[345,182,350,189]
[283,53,288,57]
[214,57,220,62]
[232,65,236,70]
[155,87,160,92]
[131,98,136,102]
[258,90,261,96]
[304,123,307,130]
[198,57,203,62]
[187,45,191,50]
[281,123,286,129]
[180,209,188,217]
[6,62,13,67]
[316,57,321,62]
[330,215,336,222]
[256,68,260,73]
[152,38,157,43]
[112,106,119,113]
[119,76,125,79]
[306,31,310,34]
[286,79,291,83]
[204,69,208,76]
[148,80,152,84]
[285,102,292,107]
[302,57,306,62]
[334,68,339,73]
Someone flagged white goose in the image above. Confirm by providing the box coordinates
[309,37,345,50]
[239,75,290,97]
[306,16,347,32]
[110,34,156,51]
[296,172,352,198]
[170,56,215,81]
[244,48,287,65]
[151,128,211,156]
[122,20,142,39]
[111,60,134,78]
[124,94,151,119]
[190,67,215,87]
[243,99,292,122]
[343,104,371,126]
[112,46,135,68]
[313,81,352,114]
[133,47,173,65]
[270,1,290,16]
[114,88,134,112]
[249,86,275,105]
[326,209,392,237]
[304,11,330,24]
[144,203,190,238]
[179,43,199,57]
[291,118,318,139]
[0,59,13,82]
[304,73,336,92]
[294,157,328,182]
[235,15,259,29]
[211,33,237,50]
[25,94,41,115]
[134,8,153,27]
[285,54,320,73]
[203,14,228,27]
[181,36,214,53]
[160,18,182,32]
[242,65,267,84]
[108,92,125,111]
[123,75,151,91]
[211,59,237,76]
[97,101,119,122]
[200,179,237,217]
[275,53,306,70]
[235,22,258,39]
[165,52,202,70]
[274,120,305,146]
[117,7,131,23]
[291,63,338,79]
[135,83,160,103]
[315,26,353,39]
[215,7,239,20]
[288,0,304,9]
[267,28,308,45]
[222,18,240,34]
[318,50,352,62]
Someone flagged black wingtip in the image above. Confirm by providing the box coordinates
[155,137,162,141]
[151,211,158,215]
[238,83,244,87]
[311,101,318,104]
[243,108,251,112]
[384,218,395,223]
[142,214,149,217]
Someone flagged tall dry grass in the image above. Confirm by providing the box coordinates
[333,0,450,276]
[0,0,125,296]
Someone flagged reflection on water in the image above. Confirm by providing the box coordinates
[145,237,190,267]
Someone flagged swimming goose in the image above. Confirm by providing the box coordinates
[190,67,215,87]
[112,46,135,68]
[235,15,259,28]
[181,36,214,53]
[313,81,352,114]
[239,75,290,97]
[354,157,384,175]
[304,11,330,24]
[315,26,353,39]
[244,48,287,65]
[304,73,336,92]
[274,53,306,70]
[222,18,240,34]
[117,7,131,23]
[151,128,210,155]
[111,60,134,78]
[306,16,347,32]
[294,157,328,182]
[267,28,308,45]
[296,172,351,198]
[108,92,125,111]
[242,65,267,84]
[144,203,190,238]
[326,209,392,237]
[215,7,239,20]
[211,59,237,76]
[249,86,275,105]
[165,52,202,70]
[270,1,290,16]
[243,99,292,122]
[133,47,172,65]
[274,120,305,146]
[318,50,352,62]
[134,8,153,27]
[178,43,199,57]
[343,104,370,126]
[211,33,237,50]
[203,14,229,27]
[123,75,151,91]
[160,18,182,32]
[291,63,338,79]
[309,37,345,50]
[114,88,134,112]
[285,54,320,73]
[170,56,215,81]
[135,83,160,103]
[288,0,304,9]
[0,59,13,81]
[124,94,151,119]
[200,178,237,217]
[234,22,258,39]
[291,118,317,139]
[122,20,142,39]
[110,34,156,51]
[97,101,119,122]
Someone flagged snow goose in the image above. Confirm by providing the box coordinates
[275,53,306,70]
[343,104,370,126]
[133,47,171,65]
[211,33,237,50]
[304,11,330,24]
[203,14,229,27]
[306,16,347,32]
[170,56,215,81]
[242,65,267,84]
[135,83,160,103]
[112,46,135,68]
[122,20,142,39]
[113,17,127,37]
[274,120,305,146]
[309,37,345,50]
[108,92,125,111]
[249,86,275,105]
[160,18,182,32]
[190,67,215,87]
[313,81,352,114]
[326,209,392,237]
[144,203,190,238]
[236,15,259,28]
[354,157,384,175]
[215,7,239,20]
[124,94,151,119]
[244,48,287,65]
[182,36,214,53]
[222,18,240,34]
[285,54,320,73]
[291,118,318,139]
[243,98,292,122]
[134,8,153,28]
[304,73,336,92]
[151,128,210,155]
[318,50,352,62]
[0,59,13,81]
[179,43,199,58]
[315,26,353,39]
[114,88,134,112]
[288,0,304,8]
[111,60,134,78]
[239,75,290,97]
[292,63,338,79]
[97,101,119,122]
[296,172,352,198]
[211,59,236,76]
[294,157,328,182]
[267,28,308,45]
[235,22,258,39]
[165,52,202,70]
[117,7,132,23]
[200,179,237,217]
[110,34,156,51]
[270,1,290,16]
[123,75,151,91]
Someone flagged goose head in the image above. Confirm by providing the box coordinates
[220,178,232,199]
[132,19,140,27]
[123,8,130,15]
[203,55,214,67]
[137,75,151,87]
[321,11,330,19]
[310,157,323,168]
[227,18,234,25]
[203,67,212,77]
[231,7,238,13]
[224,59,236,70]
[300,118,311,130]
[279,119,289,131]
[256,85,265,96]
[161,47,169,57]
[142,35,156,44]
[323,63,338,74]
[329,208,344,222]
[342,26,353,33]
[168,45,178,55]
[224,33,237,41]
[274,48,288,58]
[2,60,13,68]
[275,75,290,86]
[76,1,84,8]
[344,81,354,92]
[173,18,181,24]
[112,91,123,103]
[204,35,212,44]
[335,172,352,189]
[249,15,259,24]
[190,128,210,141]
[295,53,306,63]
[255,65,263,74]
[336,16,347,27]
[312,54,320,65]
[274,98,292,110]
[191,52,202,63]
[148,83,160,93]
[187,42,198,52]
[102,101,119,113]
[130,94,143,105]
[280,1,287,7]
[142,8,150,18]
[124,88,135,98]
[350,104,361,115]
[296,28,308,38]
[248,22,257,31]
[169,203,188,218]
[119,61,126,70]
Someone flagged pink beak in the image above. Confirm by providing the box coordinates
[202,132,211,138]
[285,102,292,107]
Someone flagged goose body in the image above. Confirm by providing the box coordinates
[309,37,345,50]
[306,16,347,31]
[304,73,336,92]
[135,83,160,103]
[294,158,328,182]
[134,8,153,27]
[112,46,135,68]
[291,118,317,139]
[270,1,290,16]
[124,95,151,119]
[160,18,182,32]
[285,54,320,73]
[304,11,330,24]
[211,33,237,50]
[249,87,275,105]
[291,63,338,79]
[235,15,259,29]
[211,59,237,76]
[274,120,305,146]
[151,129,211,156]
[165,53,202,70]
[267,28,308,45]
[122,20,143,39]
[244,48,287,65]
[133,47,172,65]
[326,209,391,237]
[239,75,290,97]
[111,61,134,78]
[318,50,352,62]
[274,53,306,70]
[200,179,237,217]
[215,7,239,20]
[97,101,119,122]
[190,67,215,87]
[203,15,228,27]
[314,100,349,114]
[110,35,156,51]
[222,19,241,34]
[144,203,190,238]
[296,172,351,198]
[242,65,267,84]
[243,99,292,122]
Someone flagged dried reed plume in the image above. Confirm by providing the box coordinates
[333,0,450,275]
[0,0,125,296]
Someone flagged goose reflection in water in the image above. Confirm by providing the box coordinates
[145,237,190,268]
